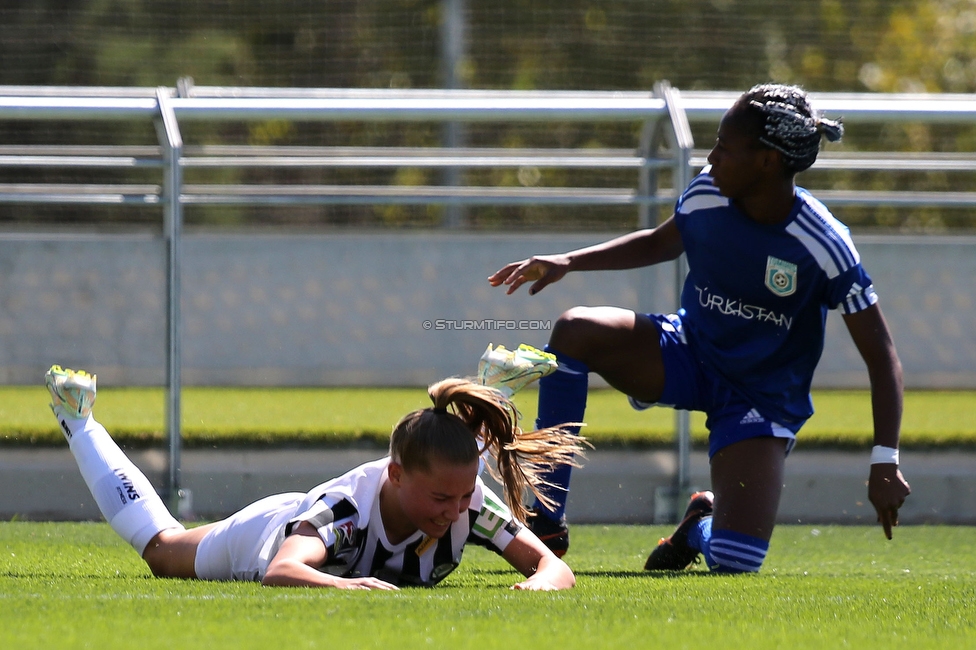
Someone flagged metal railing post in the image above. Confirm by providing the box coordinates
[635,107,664,316]
[440,0,467,228]
[655,81,695,522]
[153,87,185,516]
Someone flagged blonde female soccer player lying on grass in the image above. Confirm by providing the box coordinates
[45,346,582,590]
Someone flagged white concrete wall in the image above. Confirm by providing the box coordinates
[0,232,973,388]
[3,447,972,525]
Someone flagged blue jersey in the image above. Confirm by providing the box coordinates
[674,172,877,426]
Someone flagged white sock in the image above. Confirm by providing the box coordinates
[61,414,184,555]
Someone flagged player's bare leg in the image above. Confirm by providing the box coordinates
[547,306,667,400]
[710,436,788,541]
[141,524,220,578]
[645,437,787,572]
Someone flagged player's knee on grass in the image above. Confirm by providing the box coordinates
[705,529,769,574]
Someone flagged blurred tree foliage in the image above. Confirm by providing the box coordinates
[0,0,973,231]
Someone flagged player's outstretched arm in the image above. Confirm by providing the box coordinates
[843,304,911,539]
[502,528,576,591]
[488,253,572,296]
[488,217,684,296]
[263,521,399,590]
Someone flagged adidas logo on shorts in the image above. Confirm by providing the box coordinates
[739,408,765,425]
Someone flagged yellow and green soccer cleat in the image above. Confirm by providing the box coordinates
[45,365,97,421]
[477,343,557,397]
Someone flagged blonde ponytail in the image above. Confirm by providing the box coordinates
[390,377,586,522]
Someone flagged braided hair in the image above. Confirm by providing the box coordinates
[389,377,586,523]
[740,83,844,174]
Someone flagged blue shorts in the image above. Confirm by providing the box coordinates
[631,313,801,458]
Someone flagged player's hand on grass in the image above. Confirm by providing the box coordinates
[868,464,911,540]
[489,254,571,296]
[511,574,564,591]
[503,531,576,590]
[333,576,400,591]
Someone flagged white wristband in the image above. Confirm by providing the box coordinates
[870,445,899,465]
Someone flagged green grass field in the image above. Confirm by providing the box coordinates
[1,522,973,649]
[4,386,974,648]
[2,385,974,449]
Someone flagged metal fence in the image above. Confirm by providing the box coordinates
[2,81,974,511]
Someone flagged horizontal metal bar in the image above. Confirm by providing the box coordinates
[186,87,976,124]
[813,151,976,172]
[0,155,162,168]
[691,152,976,172]
[0,181,672,207]
[2,150,968,173]
[180,184,675,207]
[0,157,654,172]
[167,96,670,122]
[0,85,166,98]
[0,182,160,204]
[638,90,976,123]
[0,143,657,170]
[182,145,662,168]
[0,183,160,194]
[1,87,974,124]
[3,181,975,209]
[187,87,656,100]
[812,159,976,172]
[185,145,636,157]
[0,194,159,205]
[0,143,665,170]
[0,96,159,120]
[7,150,969,174]
[0,145,161,156]
[181,155,661,169]
[816,189,976,208]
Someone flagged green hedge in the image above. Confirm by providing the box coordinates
[6,386,975,450]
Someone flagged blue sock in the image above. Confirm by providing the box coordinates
[531,347,588,520]
[688,515,712,561]
[703,527,769,574]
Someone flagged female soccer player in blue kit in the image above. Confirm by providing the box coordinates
[489,83,911,572]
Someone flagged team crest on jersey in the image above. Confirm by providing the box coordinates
[333,520,357,551]
[765,256,797,297]
[326,520,363,572]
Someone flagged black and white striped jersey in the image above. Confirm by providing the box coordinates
[267,457,522,587]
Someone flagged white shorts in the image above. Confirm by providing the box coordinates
[194,493,304,582]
